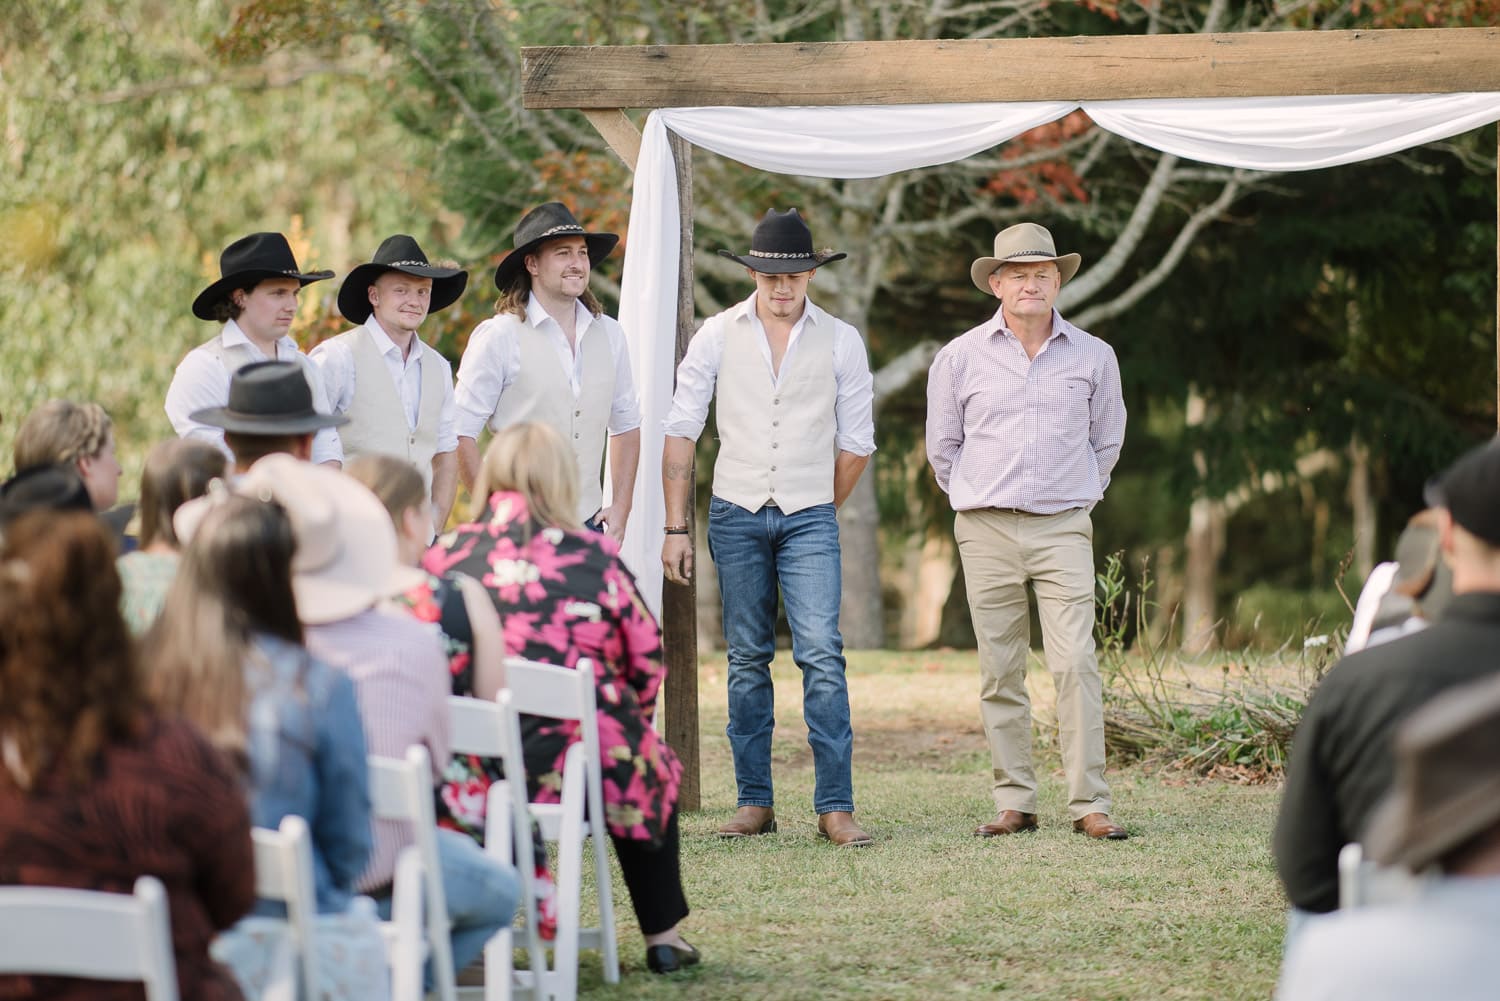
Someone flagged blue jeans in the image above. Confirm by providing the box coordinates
[707,497,854,815]
[377,827,518,985]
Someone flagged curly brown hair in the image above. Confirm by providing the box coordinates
[0,511,144,792]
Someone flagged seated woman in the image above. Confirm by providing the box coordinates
[425,422,698,975]
[11,398,123,513]
[117,437,227,635]
[0,511,254,1001]
[146,493,372,914]
[346,453,557,940]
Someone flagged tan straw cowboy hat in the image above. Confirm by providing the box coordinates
[970,222,1082,294]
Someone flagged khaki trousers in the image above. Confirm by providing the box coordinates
[955,507,1110,820]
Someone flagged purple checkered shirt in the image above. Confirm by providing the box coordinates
[926,306,1125,513]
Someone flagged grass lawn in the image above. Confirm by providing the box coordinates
[573,649,1288,999]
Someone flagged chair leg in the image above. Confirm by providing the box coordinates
[589,827,619,984]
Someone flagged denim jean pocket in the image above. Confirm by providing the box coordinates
[708,495,733,518]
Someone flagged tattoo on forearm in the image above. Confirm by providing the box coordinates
[665,461,693,480]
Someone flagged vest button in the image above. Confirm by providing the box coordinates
[574,433,581,439]
[771,443,778,449]
[773,398,781,405]
[772,420,779,427]
[575,409,581,417]
[770,465,777,472]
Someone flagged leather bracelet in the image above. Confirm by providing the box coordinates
[663,526,690,535]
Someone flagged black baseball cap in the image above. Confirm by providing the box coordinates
[1424,441,1500,547]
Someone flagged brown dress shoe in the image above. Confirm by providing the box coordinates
[816,811,874,847]
[975,810,1039,837]
[718,805,777,838]
[1073,812,1129,840]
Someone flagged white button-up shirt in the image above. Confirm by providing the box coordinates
[164,319,344,465]
[308,318,458,454]
[663,292,876,456]
[452,294,642,440]
[926,306,1126,513]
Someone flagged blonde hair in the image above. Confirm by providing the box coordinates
[344,454,426,528]
[13,400,113,470]
[473,422,582,531]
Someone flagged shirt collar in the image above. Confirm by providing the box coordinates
[365,316,423,361]
[221,318,296,357]
[983,306,1071,345]
[525,292,595,337]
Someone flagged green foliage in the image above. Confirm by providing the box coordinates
[1094,552,1320,778]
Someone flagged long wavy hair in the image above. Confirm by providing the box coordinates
[137,438,228,550]
[144,495,301,766]
[0,511,144,792]
[495,269,602,319]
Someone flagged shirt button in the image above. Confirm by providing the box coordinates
[574,433,581,440]
[772,443,778,449]
[773,398,781,405]
[772,420,780,427]
[770,466,777,472]
[575,409,581,417]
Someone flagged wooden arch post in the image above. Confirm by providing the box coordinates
[527,28,1500,809]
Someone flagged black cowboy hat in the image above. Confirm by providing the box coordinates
[718,208,847,275]
[492,202,619,291]
[189,360,349,436]
[193,232,335,321]
[337,234,469,325]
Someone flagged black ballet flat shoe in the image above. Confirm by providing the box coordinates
[646,941,701,974]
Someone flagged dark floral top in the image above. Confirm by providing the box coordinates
[423,490,682,845]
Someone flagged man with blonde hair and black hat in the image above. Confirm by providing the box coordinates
[311,235,468,532]
[927,222,1128,841]
[1275,440,1500,922]
[166,231,344,467]
[1276,670,1500,1000]
[662,208,877,847]
[453,203,641,541]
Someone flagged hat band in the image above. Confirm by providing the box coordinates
[536,224,586,238]
[748,249,812,259]
[1001,249,1060,259]
[385,259,430,267]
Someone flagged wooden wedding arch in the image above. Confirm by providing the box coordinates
[522,27,1500,809]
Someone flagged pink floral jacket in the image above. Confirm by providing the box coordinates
[424,491,683,844]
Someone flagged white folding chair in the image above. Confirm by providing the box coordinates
[448,694,547,1001]
[0,875,180,1001]
[1338,841,1426,909]
[387,846,427,1001]
[502,657,620,996]
[251,815,319,1001]
[368,745,458,1001]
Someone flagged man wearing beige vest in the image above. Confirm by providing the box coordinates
[310,235,468,533]
[453,203,641,542]
[926,222,1128,841]
[166,232,343,467]
[662,209,876,847]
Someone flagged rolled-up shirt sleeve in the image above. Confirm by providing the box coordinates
[452,317,515,440]
[605,320,643,435]
[165,348,234,456]
[833,323,876,457]
[662,319,723,442]
[924,346,964,494]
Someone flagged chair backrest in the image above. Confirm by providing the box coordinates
[1338,841,1426,909]
[251,815,320,1001]
[367,745,457,1001]
[0,875,180,1001]
[448,693,549,992]
[386,846,426,1001]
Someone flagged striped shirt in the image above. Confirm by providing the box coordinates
[926,306,1125,513]
[305,605,449,893]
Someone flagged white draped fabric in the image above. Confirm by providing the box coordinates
[613,94,1500,615]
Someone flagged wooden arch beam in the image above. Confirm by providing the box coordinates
[524,28,1500,110]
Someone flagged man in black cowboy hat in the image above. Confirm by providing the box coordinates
[310,235,468,531]
[190,360,348,474]
[165,232,344,467]
[662,208,877,847]
[453,202,642,541]
[1275,441,1500,920]
[926,222,1128,843]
